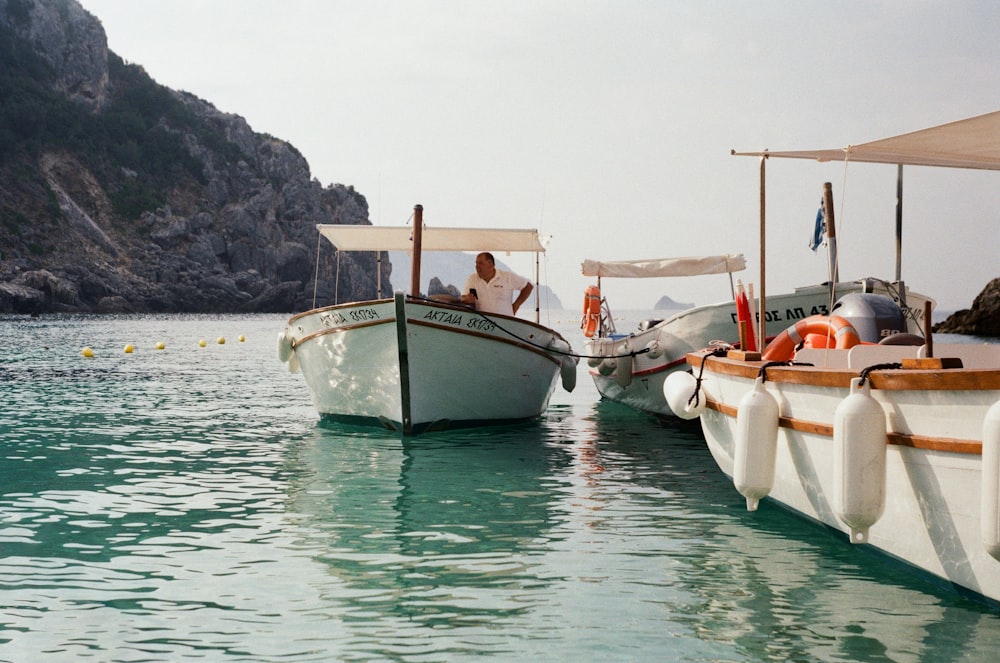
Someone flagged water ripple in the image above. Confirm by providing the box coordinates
[2,315,999,661]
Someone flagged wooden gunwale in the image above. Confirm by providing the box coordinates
[692,352,995,455]
[687,352,1000,391]
[292,318,393,348]
[704,398,982,454]
[408,319,561,366]
[292,303,563,367]
[407,297,572,338]
[287,298,390,326]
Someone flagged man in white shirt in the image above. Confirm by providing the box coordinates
[460,252,534,316]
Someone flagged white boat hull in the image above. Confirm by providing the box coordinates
[587,280,930,418]
[282,293,575,434]
[689,348,1000,602]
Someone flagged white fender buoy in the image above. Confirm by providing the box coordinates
[663,370,706,420]
[644,339,663,359]
[833,377,887,543]
[598,357,616,376]
[548,338,578,393]
[586,338,609,368]
[616,354,633,387]
[277,330,294,362]
[734,376,780,511]
[287,351,300,373]
[981,400,1000,560]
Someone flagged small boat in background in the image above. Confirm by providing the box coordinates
[680,110,1000,603]
[580,254,929,418]
[279,204,577,435]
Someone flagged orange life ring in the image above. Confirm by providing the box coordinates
[761,314,860,361]
[581,285,601,338]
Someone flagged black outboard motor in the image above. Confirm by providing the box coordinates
[831,293,906,344]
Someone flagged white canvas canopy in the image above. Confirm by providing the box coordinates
[732,109,1000,350]
[317,212,549,322]
[317,225,546,253]
[732,109,1000,171]
[581,254,746,279]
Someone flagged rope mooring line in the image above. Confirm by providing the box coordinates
[409,295,651,361]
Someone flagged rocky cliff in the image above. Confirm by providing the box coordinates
[0,0,388,314]
[933,277,1000,337]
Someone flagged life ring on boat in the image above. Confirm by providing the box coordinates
[581,285,601,338]
[761,314,861,361]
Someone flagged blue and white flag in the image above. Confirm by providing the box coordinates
[809,201,825,251]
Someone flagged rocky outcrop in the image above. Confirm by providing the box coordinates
[933,277,1000,337]
[428,277,460,298]
[0,0,110,110]
[0,0,391,314]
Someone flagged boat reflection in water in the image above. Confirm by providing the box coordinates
[283,418,573,655]
[282,405,1000,660]
[578,400,1000,661]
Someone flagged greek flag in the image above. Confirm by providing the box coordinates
[809,201,825,251]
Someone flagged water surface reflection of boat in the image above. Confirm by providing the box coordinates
[284,424,569,648]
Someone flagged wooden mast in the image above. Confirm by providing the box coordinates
[822,182,839,284]
[410,204,423,296]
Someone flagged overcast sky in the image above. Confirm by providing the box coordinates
[77,0,1000,312]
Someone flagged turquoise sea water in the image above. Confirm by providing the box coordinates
[2,312,999,662]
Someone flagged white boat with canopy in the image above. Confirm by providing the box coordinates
[278,204,577,435]
[580,252,928,419]
[676,110,1000,603]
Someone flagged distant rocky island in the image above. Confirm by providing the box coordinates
[653,295,694,311]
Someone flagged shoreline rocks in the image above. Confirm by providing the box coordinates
[933,277,1000,338]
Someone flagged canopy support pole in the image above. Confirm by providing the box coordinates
[534,250,540,323]
[758,156,767,351]
[895,164,903,284]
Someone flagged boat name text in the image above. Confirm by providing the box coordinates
[422,310,497,332]
[320,308,381,327]
[729,305,830,325]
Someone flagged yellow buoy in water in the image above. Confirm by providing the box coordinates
[217,336,226,345]
[124,344,134,354]
[81,347,94,358]
[199,339,207,348]
[238,335,245,343]
[155,341,165,350]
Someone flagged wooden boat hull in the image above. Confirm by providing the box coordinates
[282,293,574,434]
[688,349,1000,603]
